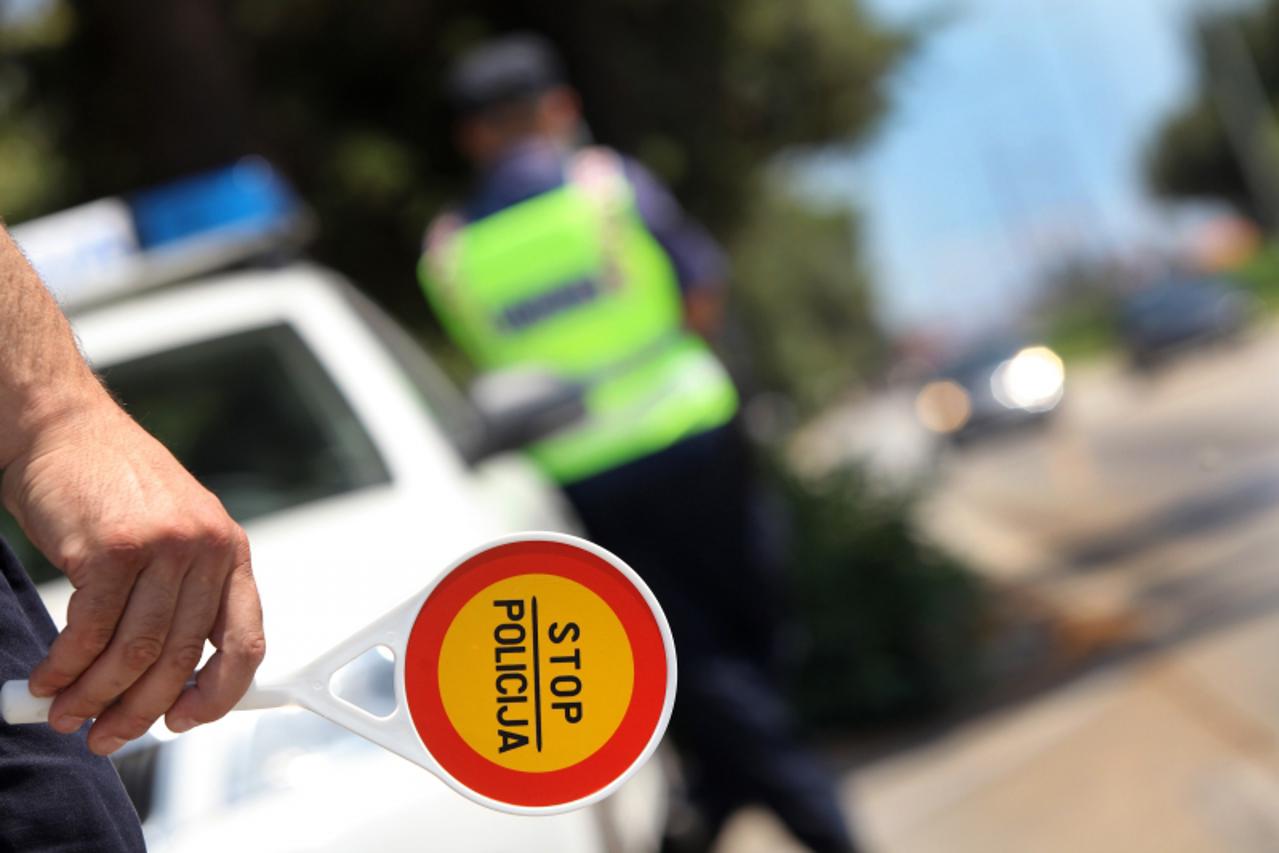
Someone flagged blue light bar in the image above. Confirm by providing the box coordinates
[128,158,301,250]
[11,157,312,309]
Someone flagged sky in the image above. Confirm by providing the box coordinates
[813,0,1258,336]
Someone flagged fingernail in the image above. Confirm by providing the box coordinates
[167,717,195,734]
[29,683,55,698]
[52,715,84,733]
[92,736,126,755]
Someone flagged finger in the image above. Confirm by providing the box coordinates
[166,560,264,733]
[48,556,188,734]
[86,555,227,754]
[29,564,136,698]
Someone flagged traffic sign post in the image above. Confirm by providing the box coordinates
[0,532,677,815]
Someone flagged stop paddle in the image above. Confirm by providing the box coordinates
[1,532,677,815]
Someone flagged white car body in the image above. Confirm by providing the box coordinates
[33,263,665,853]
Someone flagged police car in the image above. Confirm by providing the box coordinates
[7,160,665,853]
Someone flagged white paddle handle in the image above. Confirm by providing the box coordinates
[0,680,53,725]
[0,679,293,725]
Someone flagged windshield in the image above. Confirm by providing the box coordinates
[336,283,484,460]
[0,323,391,583]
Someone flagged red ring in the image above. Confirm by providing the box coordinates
[404,539,669,808]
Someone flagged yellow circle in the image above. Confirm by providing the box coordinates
[437,573,635,772]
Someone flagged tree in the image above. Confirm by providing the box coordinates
[1148,1,1279,221]
[731,189,886,409]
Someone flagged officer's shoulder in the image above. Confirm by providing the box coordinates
[422,209,464,257]
[569,147,636,205]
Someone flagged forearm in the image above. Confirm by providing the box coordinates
[0,227,110,469]
[0,228,263,754]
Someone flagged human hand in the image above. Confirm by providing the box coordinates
[1,389,265,755]
[683,287,725,339]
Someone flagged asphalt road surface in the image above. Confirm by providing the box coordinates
[924,325,1279,651]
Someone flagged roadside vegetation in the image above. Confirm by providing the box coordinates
[774,460,988,727]
[1231,242,1279,312]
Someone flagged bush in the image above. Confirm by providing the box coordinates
[773,458,988,728]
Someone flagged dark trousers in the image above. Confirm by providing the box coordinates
[0,539,146,852]
[565,426,857,853]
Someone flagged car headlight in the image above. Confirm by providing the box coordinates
[915,379,972,433]
[991,346,1064,412]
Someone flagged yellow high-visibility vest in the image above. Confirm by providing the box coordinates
[419,149,737,484]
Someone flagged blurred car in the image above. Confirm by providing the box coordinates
[914,340,1065,444]
[9,161,666,853]
[1118,276,1253,370]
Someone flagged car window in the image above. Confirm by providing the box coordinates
[104,323,392,517]
[0,323,391,583]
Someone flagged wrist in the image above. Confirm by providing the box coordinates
[0,373,114,470]
[0,229,124,472]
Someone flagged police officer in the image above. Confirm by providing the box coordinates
[420,34,860,853]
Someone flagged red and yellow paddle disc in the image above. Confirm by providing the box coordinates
[404,536,675,810]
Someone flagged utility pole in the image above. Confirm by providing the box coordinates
[1201,14,1279,233]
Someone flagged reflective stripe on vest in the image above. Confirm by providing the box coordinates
[419,148,738,484]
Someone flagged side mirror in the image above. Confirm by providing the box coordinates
[466,368,586,463]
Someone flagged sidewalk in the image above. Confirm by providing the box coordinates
[714,594,1279,853]
[852,614,1279,853]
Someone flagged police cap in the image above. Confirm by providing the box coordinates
[445,33,567,117]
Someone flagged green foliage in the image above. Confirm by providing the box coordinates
[1231,240,1279,311]
[1148,100,1252,216]
[731,188,887,410]
[1041,294,1119,364]
[0,0,74,221]
[774,458,988,727]
[0,117,68,221]
[1032,259,1125,364]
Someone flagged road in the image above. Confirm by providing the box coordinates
[720,326,1279,852]
[924,326,1279,649]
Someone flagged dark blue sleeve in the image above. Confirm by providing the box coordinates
[0,539,146,852]
[622,158,728,295]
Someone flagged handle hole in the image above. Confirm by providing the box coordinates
[329,645,397,719]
